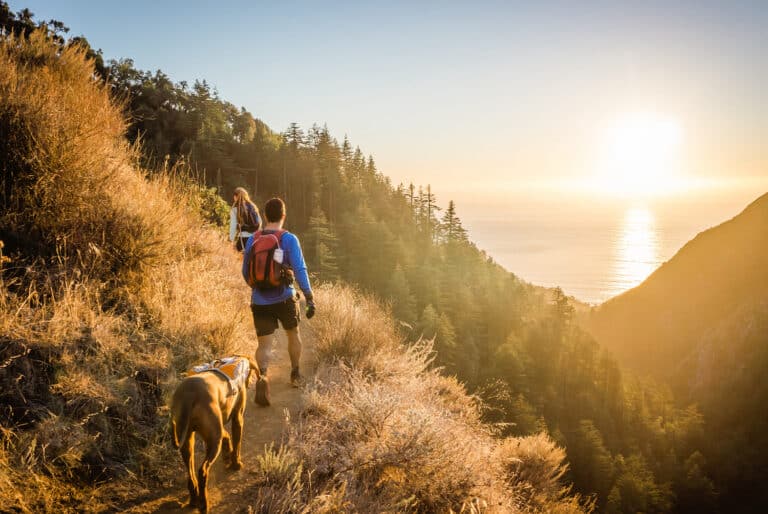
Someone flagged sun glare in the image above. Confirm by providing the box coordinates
[595,113,684,197]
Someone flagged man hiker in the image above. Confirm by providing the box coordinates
[242,197,315,406]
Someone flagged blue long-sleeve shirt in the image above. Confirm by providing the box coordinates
[241,230,313,305]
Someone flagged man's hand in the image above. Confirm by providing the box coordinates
[305,297,316,319]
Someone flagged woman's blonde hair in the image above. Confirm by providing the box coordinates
[233,187,252,204]
[233,187,261,227]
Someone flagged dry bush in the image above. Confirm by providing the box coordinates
[311,283,434,380]
[0,32,254,512]
[495,434,595,512]
[297,366,494,511]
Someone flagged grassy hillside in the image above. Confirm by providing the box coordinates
[0,31,589,513]
[0,31,261,511]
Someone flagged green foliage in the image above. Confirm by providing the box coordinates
[199,186,231,226]
[676,451,717,512]
[567,421,615,500]
[609,455,674,514]
[304,207,339,282]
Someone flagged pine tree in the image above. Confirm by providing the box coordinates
[386,264,416,324]
[406,183,416,213]
[435,312,459,372]
[610,454,673,513]
[418,185,440,243]
[231,107,256,143]
[284,122,305,152]
[416,304,439,340]
[568,420,615,501]
[315,242,338,282]
[304,207,339,282]
[440,200,468,244]
[676,451,717,512]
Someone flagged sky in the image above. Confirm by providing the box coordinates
[11,0,768,204]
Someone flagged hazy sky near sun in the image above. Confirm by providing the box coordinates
[15,0,768,200]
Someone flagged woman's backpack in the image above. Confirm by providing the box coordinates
[238,203,260,233]
[246,230,287,290]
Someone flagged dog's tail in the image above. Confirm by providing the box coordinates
[170,402,192,449]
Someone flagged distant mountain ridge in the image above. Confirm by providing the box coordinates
[587,191,768,384]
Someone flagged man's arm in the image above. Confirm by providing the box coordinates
[284,233,312,299]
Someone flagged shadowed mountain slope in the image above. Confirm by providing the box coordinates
[588,192,768,386]
[588,193,768,511]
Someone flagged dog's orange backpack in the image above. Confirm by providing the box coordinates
[187,356,249,396]
[246,229,286,289]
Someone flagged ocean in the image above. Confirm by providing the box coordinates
[457,188,764,305]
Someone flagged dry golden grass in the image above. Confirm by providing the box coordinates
[0,32,253,512]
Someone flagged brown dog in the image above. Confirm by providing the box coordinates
[170,356,258,513]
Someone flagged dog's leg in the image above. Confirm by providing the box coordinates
[229,405,244,471]
[221,431,233,464]
[198,426,222,513]
[180,434,199,508]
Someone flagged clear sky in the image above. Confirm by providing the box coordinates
[12,0,768,202]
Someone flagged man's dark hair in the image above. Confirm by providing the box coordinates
[264,197,286,223]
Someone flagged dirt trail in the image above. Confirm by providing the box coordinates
[126,326,313,513]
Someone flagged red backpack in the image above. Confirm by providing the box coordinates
[246,230,287,289]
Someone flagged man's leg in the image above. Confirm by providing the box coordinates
[256,334,274,375]
[286,327,302,370]
[251,304,278,406]
[254,334,273,406]
[274,297,304,387]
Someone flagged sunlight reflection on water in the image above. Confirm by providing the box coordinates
[458,190,761,304]
[609,207,660,296]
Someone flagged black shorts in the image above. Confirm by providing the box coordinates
[251,297,301,336]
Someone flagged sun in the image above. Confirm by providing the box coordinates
[595,113,684,197]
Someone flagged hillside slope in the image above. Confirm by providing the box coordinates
[587,193,768,511]
[0,29,589,514]
[588,192,768,384]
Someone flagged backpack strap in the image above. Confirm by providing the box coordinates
[246,203,260,227]
[262,229,287,246]
[275,229,287,247]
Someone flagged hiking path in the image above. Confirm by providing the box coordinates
[125,324,313,513]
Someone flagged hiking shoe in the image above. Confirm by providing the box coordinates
[254,376,271,406]
[290,368,303,388]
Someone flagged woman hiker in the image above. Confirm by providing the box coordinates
[229,187,262,252]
